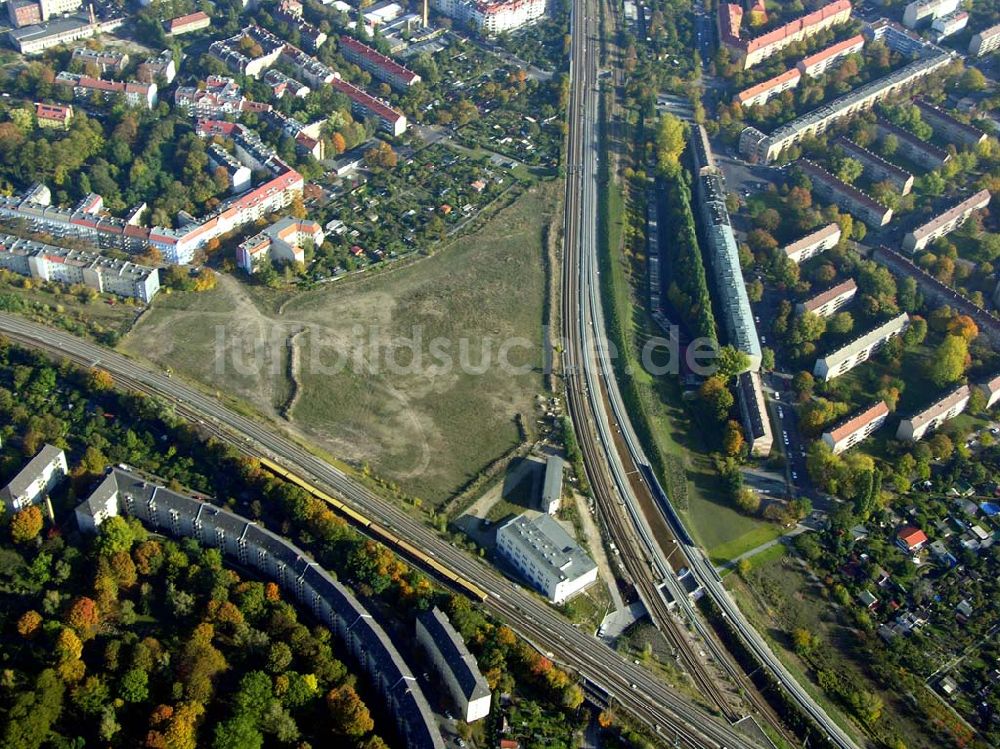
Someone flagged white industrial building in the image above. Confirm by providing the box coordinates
[821,401,889,454]
[415,608,491,723]
[896,385,970,441]
[813,313,910,381]
[0,444,67,514]
[496,513,597,603]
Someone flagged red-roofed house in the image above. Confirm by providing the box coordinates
[897,526,928,553]
[338,35,421,90]
[35,102,73,129]
[796,34,865,77]
[821,401,889,454]
[166,11,210,35]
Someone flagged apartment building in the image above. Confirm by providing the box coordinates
[55,72,158,109]
[165,10,210,35]
[137,50,177,85]
[813,312,910,381]
[896,384,970,441]
[75,468,445,749]
[694,170,762,371]
[797,278,857,317]
[833,136,914,195]
[0,444,67,514]
[71,47,129,74]
[281,44,339,86]
[719,0,853,69]
[864,17,941,55]
[431,0,547,34]
[737,370,773,457]
[932,10,967,40]
[874,117,951,170]
[209,25,286,79]
[415,608,491,723]
[207,143,252,193]
[175,76,273,119]
[977,374,1000,410]
[969,23,1000,57]
[7,0,41,27]
[735,68,800,108]
[902,189,992,253]
[237,217,323,273]
[902,0,959,29]
[796,34,865,78]
[821,401,889,453]
[34,101,73,129]
[913,99,987,149]
[339,35,421,90]
[497,513,598,603]
[274,2,327,51]
[330,77,407,136]
[263,69,309,99]
[782,222,842,263]
[0,234,160,302]
[741,53,951,163]
[797,160,893,228]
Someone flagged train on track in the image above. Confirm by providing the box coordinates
[259,457,490,603]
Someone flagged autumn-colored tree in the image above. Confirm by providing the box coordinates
[10,505,43,544]
[193,269,218,292]
[597,710,614,728]
[326,685,374,737]
[947,314,978,342]
[55,627,84,662]
[17,610,42,638]
[723,420,745,456]
[330,132,346,154]
[133,539,164,576]
[65,596,100,639]
[110,550,138,590]
[162,701,204,749]
[88,367,114,392]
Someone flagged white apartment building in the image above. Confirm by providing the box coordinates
[39,0,81,20]
[497,513,597,603]
[896,385,970,441]
[0,444,67,514]
[431,0,547,34]
[822,401,889,454]
[977,374,1000,410]
[237,217,323,273]
[969,23,1000,57]
[797,279,857,317]
[902,0,959,29]
[813,313,910,381]
[902,190,992,253]
[415,608,491,723]
[0,234,160,302]
[783,223,841,264]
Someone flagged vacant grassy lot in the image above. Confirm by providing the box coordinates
[122,182,558,504]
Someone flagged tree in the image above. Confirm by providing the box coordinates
[698,376,734,422]
[17,610,42,638]
[947,314,978,342]
[363,142,397,170]
[65,596,100,637]
[927,335,968,387]
[10,505,44,544]
[213,713,263,749]
[836,157,863,184]
[119,668,149,703]
[827,312,854,336]
[87,368,114,391]
[716,345,750,379]
[723,420,745,456]
[655,113,687,176]
[54,627,83,662]
[734,487,761,514]
[960,67,987,93]
[327,685,373,737]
